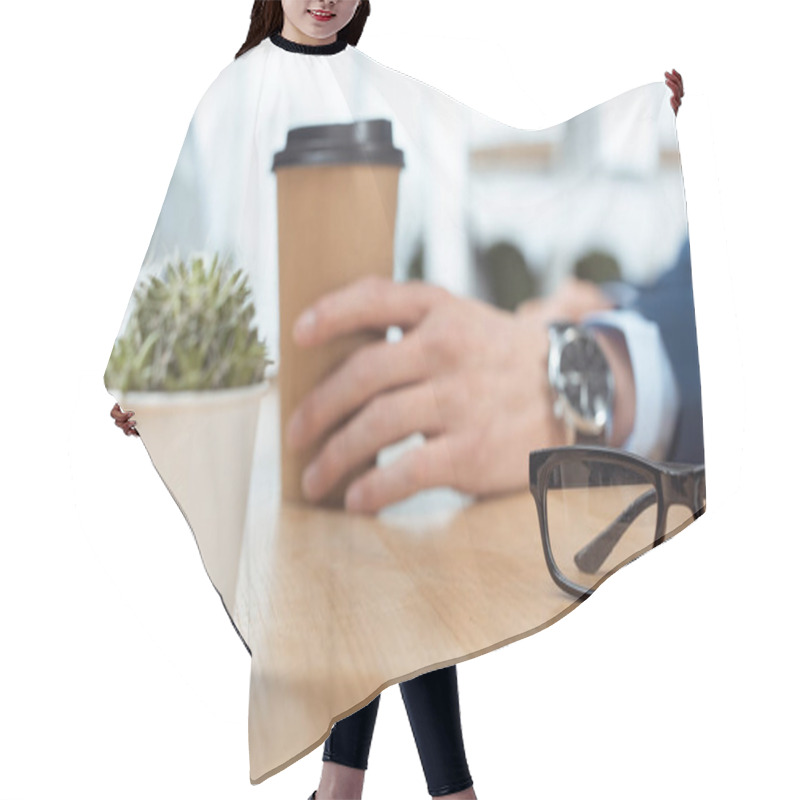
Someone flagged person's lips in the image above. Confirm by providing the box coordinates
[308,9,335,21]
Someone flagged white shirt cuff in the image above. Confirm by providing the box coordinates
[582,309,681,462]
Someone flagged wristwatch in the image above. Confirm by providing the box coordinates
[547,321,615,446]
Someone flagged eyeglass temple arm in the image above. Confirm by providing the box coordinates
[573,487,658,574]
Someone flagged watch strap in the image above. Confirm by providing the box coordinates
[574,429,607,446]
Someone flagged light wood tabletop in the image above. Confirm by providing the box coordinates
[157,379,699,785]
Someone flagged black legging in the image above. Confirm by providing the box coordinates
[323,664,473,797]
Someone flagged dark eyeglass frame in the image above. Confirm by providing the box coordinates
[529,446,706,600]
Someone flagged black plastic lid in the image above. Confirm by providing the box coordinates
[272,119,405,170]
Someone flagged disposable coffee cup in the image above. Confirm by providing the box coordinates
[272,119,405,508]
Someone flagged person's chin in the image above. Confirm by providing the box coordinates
[300,19,342,41]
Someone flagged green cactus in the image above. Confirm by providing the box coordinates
[104,252,272,392]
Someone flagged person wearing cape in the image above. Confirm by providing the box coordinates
[106,1,699,793]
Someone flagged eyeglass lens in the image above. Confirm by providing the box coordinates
[545,458,661,590]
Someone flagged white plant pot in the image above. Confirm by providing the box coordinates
[109,380,272,609]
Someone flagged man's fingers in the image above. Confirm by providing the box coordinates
[301,381,446,503]
[344,435,462,513]
[293,276,449,346]
[287,331,432,452]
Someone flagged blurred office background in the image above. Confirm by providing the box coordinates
[408,86,688,310]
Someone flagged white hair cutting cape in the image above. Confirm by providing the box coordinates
[104,30,704,785]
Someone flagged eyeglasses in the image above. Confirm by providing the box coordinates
[529,446,706,599]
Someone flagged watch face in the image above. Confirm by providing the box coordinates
[558,332,613,425]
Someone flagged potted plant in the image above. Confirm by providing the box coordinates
[104,251,273,607]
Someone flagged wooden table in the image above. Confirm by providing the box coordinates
[170,380,698,785]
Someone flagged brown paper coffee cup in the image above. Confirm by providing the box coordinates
[273,119,405,508]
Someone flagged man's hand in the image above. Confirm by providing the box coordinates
[517,275,616,322]
[286,276,565,513]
